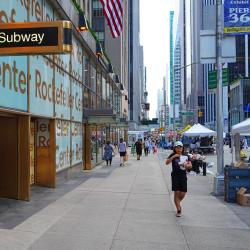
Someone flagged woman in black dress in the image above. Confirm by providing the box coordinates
[135,139,142,160]
[165,141,192,217]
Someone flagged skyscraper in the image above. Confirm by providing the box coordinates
[128,0,144,130]
[169,11,174,106]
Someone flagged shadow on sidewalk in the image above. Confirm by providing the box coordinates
[0,160,120,230]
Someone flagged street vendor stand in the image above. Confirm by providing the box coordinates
[231,118,250,162]
[183,123,216,154]
[226,119,250,202]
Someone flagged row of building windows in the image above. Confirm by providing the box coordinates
[83,55,121,114]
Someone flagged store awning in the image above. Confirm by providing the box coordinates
[84,108,117,124]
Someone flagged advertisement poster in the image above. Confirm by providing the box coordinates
[29,0,54,22]
[71,37,83,122]
[71,122,83,165]
[56,119,71,172]
[224,1,250,35]
[36,119,50,147]
[30,55,54,117]
[72,79,83,122]
[54,70,71,120]
[0,1,28,111]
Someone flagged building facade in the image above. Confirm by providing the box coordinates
[128,0,144,130]
[92,0,129,139]
[0,0,124,201]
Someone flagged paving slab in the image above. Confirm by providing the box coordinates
[183,225,250,249]
[121,208,177,225]
[111,239,189,250]
[0,229,37,250]
[126,193,173,211]
[28,232,113,250]
[0,149,249,250]
[47,216,119,239]
[114,220,186,245]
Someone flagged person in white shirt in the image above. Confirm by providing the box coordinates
[118,138,127,166]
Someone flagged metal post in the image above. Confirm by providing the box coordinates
[216,0,224,175]
[163,77,167,140]
[245,35,249,77]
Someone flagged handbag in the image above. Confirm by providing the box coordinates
[124,153,128,161]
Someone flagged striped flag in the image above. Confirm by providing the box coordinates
[99,0,123,38]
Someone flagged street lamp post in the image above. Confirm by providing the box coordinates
[213,0,225,195]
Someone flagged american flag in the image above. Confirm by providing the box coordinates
[99,0,123,38]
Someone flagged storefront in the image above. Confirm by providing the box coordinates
[0,0,123,200]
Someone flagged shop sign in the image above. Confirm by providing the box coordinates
[0,21,72,55]
[224,1,250,35]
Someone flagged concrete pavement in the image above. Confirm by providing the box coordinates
[0,149,250,250]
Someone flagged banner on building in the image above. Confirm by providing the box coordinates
[224,1,250,35]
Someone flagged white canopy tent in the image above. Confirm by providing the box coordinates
[231,118,250,163]
[232,118,250,135]
[183,123,216,137]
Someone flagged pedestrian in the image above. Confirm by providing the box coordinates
[165,141,192,217]
[148,139,153,153]
[118,138,127,166]
[103,141,114,166]
[131,139,136,156]
[243,137,248,150]
[144,139,149,156]
[135,139,142,160]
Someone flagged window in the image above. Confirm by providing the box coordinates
[83,54,90,87]
[93,9,104,17]
[93,0,102,9]
[96,32,104,40]
[198,96,205,107]
[90,62,96,91]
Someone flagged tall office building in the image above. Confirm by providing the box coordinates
[92,0,129,120]
[157,89,164,121]
[173,30,182,127]
[128,0,144,130]
[201,0,230,131]
[169,11,174,106]
[175,0,203,126]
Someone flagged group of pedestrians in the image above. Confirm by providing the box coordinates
[103,138,128,167]
[131,138,158,160]
[103,138,191,218]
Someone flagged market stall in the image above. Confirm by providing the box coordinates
[231,118,250,162]
[183,123,216,137]
[226,119,250,203]
[183,123,216,154]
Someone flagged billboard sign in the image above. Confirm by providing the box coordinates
[224,1,250,35]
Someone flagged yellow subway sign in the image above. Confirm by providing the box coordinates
[0,21,72,55]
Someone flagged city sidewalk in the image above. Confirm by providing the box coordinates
[0,150,250,250]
